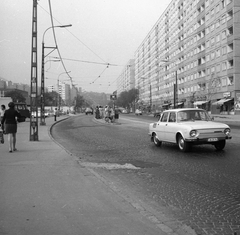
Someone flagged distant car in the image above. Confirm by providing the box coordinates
[31,111,49,118]
[121,109,129,114]
[135,109,142,115]
[85,107,93,115]
[148,108,232,152]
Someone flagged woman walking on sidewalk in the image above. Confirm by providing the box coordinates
[1,102,21,152]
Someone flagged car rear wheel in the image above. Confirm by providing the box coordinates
[214,140,226,151]
[178,135,190,152]
[153,133,162,147]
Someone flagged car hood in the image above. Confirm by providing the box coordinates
[179,121,229,129]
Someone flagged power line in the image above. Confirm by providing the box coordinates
[47,0,73,86]
[49,56,121,67]
[38,3,108,65]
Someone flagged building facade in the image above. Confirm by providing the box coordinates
[134,0,240,114]
[117,59,135,94]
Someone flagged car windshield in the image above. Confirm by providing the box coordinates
[177,110,211,122]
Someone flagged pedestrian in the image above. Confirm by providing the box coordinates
[95,106,100,119]
[54,108,57,121]
[1,102,21,152]
[0,104,6,123]
[109,106,115,123]
[104,106,110,123]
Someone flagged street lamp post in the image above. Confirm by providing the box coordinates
[40,24,72,126]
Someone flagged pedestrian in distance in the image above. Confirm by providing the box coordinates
[1,102,21,152]
[95,106,100,119]
[0,104,6,144]
[104,106,111,123]
[0,104,6,123]
[54,108,57,121]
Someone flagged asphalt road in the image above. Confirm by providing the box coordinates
[51,114,240,235]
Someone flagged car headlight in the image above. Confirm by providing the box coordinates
[189,130,198,137]
[224,128,231,135]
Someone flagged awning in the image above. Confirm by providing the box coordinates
[177,102,184,106]
[170,102,183,108]
[162,103,171,107]
[212,98,233,105]
[193,101,208,106]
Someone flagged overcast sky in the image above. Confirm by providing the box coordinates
[0,0,172,93]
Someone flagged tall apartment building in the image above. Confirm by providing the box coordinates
[134,0,240,114]
[117,59,135,94]
[47,82,71,106]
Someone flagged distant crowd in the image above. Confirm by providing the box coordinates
[95,105,119,123]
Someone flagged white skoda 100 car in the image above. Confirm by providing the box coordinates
[148,108,232,152]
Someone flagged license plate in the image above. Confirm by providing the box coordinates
[208,138,218,142]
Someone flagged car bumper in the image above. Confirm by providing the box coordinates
[185,136,232,144]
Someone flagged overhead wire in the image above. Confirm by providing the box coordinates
[39,3,107,64]
[47,0,73,86]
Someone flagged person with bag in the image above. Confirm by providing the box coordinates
[1,102,21,152]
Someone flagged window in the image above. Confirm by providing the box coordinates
[227,76,233,85]
[228,43,233,52]
[222,0,226,8]
[211,37,215,45]
[211,66,215,74]
[216,49,220,57]
[222,77,227,86]
[222,30,227,39]
[169,112,176,122]
[211,51,215,59]
[222,46,227,55]
[222,61,227,70]
[228,26,233,36]
[161,112,169,122]
[211,8,215,16]
[228,59,233,69]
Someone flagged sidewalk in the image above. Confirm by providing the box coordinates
[211,114,240,127]
[0,115,175,235]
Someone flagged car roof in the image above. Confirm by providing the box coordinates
[163,108,205,113]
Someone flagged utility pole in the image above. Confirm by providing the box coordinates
[30,0,38,141]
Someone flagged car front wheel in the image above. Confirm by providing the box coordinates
[214,140,226,151]
[178,135,190,152]
[153,133,162,147]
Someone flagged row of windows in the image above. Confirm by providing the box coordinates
[145,75,233,100]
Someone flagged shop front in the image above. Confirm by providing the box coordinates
[193,100,209,110]
[211,98,234,115]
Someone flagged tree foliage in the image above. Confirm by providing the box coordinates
[115,88,139,108]
[44,91,59,106]
[75,94,85,108]
[5,90,26,103]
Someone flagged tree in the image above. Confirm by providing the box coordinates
[75,94,85,109]
[5,90,26,103]
[44,91,59,106]
[116,88,139,109]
